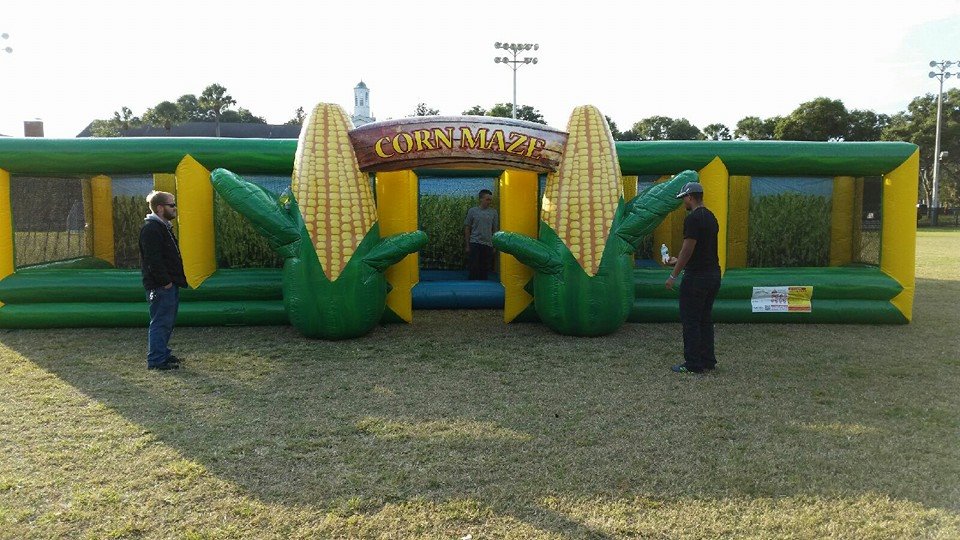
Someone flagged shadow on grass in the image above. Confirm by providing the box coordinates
[3,281,960,536]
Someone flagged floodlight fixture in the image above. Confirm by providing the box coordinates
[492,41,541,119]
[926,59,960,224]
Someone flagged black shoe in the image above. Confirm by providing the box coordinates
[671,364,704,374]
[704,363,716,371]
[148,361,179,371]
[167,355,182,365]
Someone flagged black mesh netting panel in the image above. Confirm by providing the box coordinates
[11,176,92,268]
[854,177,882,266]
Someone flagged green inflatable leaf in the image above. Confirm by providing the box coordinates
[363,231,429,273]
[211,168,428,340]
[211,168,302,257]
[616,170,696,249]
[492,232,563,275]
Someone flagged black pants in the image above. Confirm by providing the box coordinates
[467,242,493,280]
[679,271,721,370]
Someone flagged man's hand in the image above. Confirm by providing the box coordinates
[465,244,471,253]
[666,238,695,290]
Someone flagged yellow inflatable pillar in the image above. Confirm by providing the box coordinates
[881,150,919,321]
[652,175,683,261]
[622,175,638,202]
[700,157,729,273]
[0,169,14,285]
[499,169,539,322]
[154,173,179,237]
[376,170,419,322]
[90,175,115,266]
[829,176,855,266]
[175,156,216,288]
[726,175,751,268]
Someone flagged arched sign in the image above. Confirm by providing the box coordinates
[349,116,568,173]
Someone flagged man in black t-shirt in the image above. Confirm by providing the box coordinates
[665,181,721,374]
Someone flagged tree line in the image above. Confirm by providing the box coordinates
[417,94,958,207]
[89,84,275,137]
[606,98,893,143]
[89,85,958,206]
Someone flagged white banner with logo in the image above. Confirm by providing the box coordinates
[751,286,813,313]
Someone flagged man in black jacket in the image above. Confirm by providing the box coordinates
[139,191,187,371]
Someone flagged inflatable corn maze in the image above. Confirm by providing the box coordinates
[0,102,918,338]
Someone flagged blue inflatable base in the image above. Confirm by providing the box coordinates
[413,270,505,309]
[410,262,659,309]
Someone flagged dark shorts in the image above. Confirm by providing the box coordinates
[468,242,494,280]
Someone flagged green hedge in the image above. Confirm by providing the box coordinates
[748,193,831,267]
[112,195,283,269]
[214,192,283,268]
[111,192,835,271]
[419,194,485,270]
[113,196,144,269]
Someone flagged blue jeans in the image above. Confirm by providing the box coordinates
[146,286,179,367]
[679,272,721,370]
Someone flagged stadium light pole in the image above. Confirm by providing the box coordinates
[1,33,11,55]
[494,42,539,119]
[928,60,958,226]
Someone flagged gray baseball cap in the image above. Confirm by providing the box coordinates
[676,182,704,199]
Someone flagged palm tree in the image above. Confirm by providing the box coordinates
[198,84,236,137]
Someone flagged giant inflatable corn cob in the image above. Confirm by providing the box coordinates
[211,103,427,339]
[494,105,694,336]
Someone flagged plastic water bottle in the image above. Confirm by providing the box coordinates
[278,187,293,210]
[660,243,670,264]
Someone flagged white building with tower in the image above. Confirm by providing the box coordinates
[351,81,376,127]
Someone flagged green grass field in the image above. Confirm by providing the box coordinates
[0,230,958,539]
